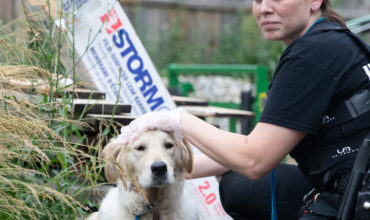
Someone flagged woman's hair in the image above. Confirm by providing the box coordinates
[321,0,347,27]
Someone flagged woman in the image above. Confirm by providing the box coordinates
[117,0,370,219]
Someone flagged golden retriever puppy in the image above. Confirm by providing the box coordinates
[95,129,199,220]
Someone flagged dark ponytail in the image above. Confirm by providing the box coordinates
[321,0,347,28]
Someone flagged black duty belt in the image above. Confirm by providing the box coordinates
[331,172,351,194]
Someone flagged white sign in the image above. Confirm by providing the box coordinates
[62,0,232,219]
[62,0,175,115]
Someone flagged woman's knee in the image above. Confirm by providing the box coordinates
[219,171,235,209]
[218,165,313,220]
[219,171,270,219]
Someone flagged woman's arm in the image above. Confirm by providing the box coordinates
[181,112,306,180]
[186,153,229,179]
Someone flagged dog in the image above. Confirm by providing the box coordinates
[92,129,199,220]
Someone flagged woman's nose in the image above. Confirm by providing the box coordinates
[260,0,274,14]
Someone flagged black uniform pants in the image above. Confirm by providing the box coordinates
[219,164,313,220]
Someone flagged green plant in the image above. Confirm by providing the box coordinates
[137,9,285,79]
[0,84,90,219]
[0,2,112,219]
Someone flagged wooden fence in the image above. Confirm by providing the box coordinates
[2,0,369,25]
[0,0,23,24]
[0,0,369,63]
[1,1,369,38]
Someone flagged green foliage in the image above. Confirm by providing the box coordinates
[138,10,285,79]
[0,89,96,219]
[212,13,284,78]
[331,0,347,7]
[138,8,213,75]
[0,4,107,220]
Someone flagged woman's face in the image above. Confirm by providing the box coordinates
[252,0,322,45]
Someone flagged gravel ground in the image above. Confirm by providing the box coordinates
[171,75,254,132]
[179,75,253,103]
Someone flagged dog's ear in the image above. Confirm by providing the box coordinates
[102,139,123,184]
[178,138,193,174]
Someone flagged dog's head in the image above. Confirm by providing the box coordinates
[103,129,193,188]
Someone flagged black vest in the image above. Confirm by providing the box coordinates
[290,22,370,189]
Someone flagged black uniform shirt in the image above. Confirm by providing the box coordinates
[260,20,369,134]
[259,20,370,186]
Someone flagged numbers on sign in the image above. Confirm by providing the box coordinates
[205,193,217,204]
[198,180,210,193]
[198,180,216,205]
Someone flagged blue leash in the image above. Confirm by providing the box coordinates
[270,169,277,220]
[135,203,155,220]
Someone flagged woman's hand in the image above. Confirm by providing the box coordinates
[117,108,185,144]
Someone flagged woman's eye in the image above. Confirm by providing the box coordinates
[135,145,146,151]
[164,142,174,149]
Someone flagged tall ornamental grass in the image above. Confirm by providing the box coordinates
[0,2,112,219]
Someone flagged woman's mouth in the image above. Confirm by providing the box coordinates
[261,21,279,29]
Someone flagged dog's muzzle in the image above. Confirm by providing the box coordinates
[151,161,167,177]
[151,161,170,185]
[149,161,174,186]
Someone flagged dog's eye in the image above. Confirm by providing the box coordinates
[135,145,146,151]
[164,142,174,149]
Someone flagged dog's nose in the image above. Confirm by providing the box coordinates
[151,161,167,176]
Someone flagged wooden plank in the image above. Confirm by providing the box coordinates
[72,99,131,115]
[183,105,254,119]
[85,113,136,126]
[172,95,208,106]
[65,88,106,100]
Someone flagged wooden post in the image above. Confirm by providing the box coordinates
[0,0,22,24]
[26,0,58,15]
